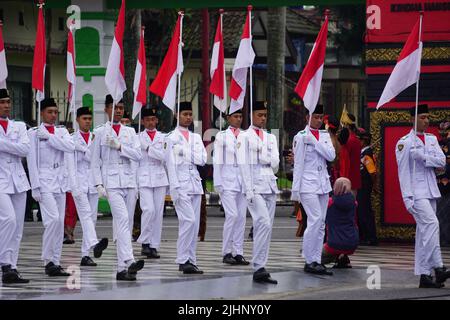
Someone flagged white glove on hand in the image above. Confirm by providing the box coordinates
[32,188,42,202]
[246,190,255,203]
[170,188,180,203]
[105,134,121,150]
[37,128,50,140]
[404,197,414,211]
[303,135,317,146]
[75,143,88,153]
[410,147,426,162]
[96,185,107,198]
[215,185,224,194]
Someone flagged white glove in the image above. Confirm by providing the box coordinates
[291,191,300,201]
[105,134,121,150]
[75,143,88,153]
[215,185,224,194]
[303,135,317,146]
[170,188,180,203]
[96,185,107,198]
[411,147,426,162]
[37,128,50,140]
[404,197,414,211]
[246,190,255,203]
[32,188,42,202]
[173,144,184,157]
[71,188,83,198]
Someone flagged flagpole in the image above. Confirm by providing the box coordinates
[248,6,253,127]
[412,11,423,191]
[176,12,184,128]
[219,9,224,131]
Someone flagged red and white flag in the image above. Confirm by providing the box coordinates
[228,8,255,114]
[32,3,46,102]
[67,25,76,112]
[132,27,147,119]
[149,14,184,111]
[105,0,126,102]
[376,16,423,109]
[210,12,227,113]
[0,22,7,89]
[294,14,328,114]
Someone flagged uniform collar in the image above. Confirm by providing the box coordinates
[177,126,189,132]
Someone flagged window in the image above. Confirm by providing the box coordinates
[58,17,64,31]
[18,12,24,26]
[75,27,100,66]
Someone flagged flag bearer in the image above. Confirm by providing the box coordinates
[91,94,144,281]
[27,97,75,277]
[0,88,30,284]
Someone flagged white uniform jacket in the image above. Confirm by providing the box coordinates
[213,127,244,193]
[395,129,445,201]
[91,123,142,189]
[165,128,206,195]
[66,131,97,194]
[0,119,30,193]
[236,127,280,195]
[27,124,75,193]
[138,130,169,188]
[291,126,335,200]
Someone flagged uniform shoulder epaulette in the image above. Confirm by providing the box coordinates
[56,125,65,128]
[425,133,435,136]
[95,124,105,129]
[400,135,409,141]
[299,130,307,135]
[29,126,38,131]
[319,129,328,133]
[166,130,174,137]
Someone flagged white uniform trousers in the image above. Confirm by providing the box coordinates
[0,192,26,268]
[40,192,66,265]
[300,193,329,264]
[72,192,99,257]
[174,194,202,265]
[246,193,277,271]
[409,199,443,275]
[221,190,247,256]
[126,188,138,236]
[137,186,167,249]
[107,188,135,271]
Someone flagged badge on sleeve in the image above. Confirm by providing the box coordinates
[398,144,404,151]
[237,142,241,149]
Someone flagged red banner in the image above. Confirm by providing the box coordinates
[366,0,450,43]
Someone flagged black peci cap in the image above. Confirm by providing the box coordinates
[179,101,192,112]
[76,106,92,117]
[253,101,268,111]
[141,106,158,118]
[40,98,58,110]
[410,104,429,116]
[105,94,123,106]
[0,88,10,100]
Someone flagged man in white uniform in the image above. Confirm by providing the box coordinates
[27,98,75,277]
[91,95,144,281]
[137,106,169,259]
[165,102,207,274]
[67,106,108,267]
[395,104,450,288]
[214,109,250,266]
[291,104,335,276]
[0,88,30,284]
[236,101,279,284]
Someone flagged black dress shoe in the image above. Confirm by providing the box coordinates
[80,256,97,267]
[435,266,450,284]
[45,263,70,277]
[223,253,237,265]
[93,238,108,258]
[2,265,30,284]
[116,270,136,281]
[234,255,250,266]
[253,268,278,284]
[419,274,444,288]
[141,244,152,257]
[333,255,352,269]
[149,248,160,259]
[304,262,333,275]
[179,262,204,274]
[63,235,75,245]
[128,260,145,275]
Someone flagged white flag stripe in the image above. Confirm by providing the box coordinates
[132,60,142,119]
[376,44,422,109]
[210,41,220,78]
[302,64,324,115]
[162,72,178,111]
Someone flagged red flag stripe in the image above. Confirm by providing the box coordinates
[116,0,125,79]
[397,18,421,62]
[0,24,4,51]
[32,5,46,92]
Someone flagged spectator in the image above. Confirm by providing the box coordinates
[321,177,359,268]
[437,121,450,246]
[357,128,378,246]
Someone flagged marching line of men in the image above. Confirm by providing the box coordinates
[1,86,449,288]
